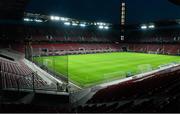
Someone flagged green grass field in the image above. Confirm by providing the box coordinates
[34,52,180,87]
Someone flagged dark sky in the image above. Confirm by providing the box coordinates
[26,0,121,24]
[126,0,180,24]
[26,0,180,25]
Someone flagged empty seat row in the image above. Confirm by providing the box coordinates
[0,58,49,90]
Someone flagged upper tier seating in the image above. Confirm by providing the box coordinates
[0,25,119,42]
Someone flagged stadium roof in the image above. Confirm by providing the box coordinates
[0,0,30,20]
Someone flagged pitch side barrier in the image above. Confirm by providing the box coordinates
[70,64,180,110]
[31,56,68,83]
[98,63,180,89]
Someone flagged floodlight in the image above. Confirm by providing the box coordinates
[54,16,60,20]
[80,24,86,27]
[98,26,104,29]
[50,16,55,20]
[50,16,60,21]
[64,22,71,26]
[72,23,78,26]
[149,24,155,29]
[24,18,30,21]
[98,22,104,26]
[60,17,68,21]
[24,18,33,22]
[141,25,147,30]
[104,26,109,30]
[34,19,43,23]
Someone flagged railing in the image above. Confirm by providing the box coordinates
[0,70,68,94]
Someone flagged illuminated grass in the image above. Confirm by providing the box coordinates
[34,52,180,87]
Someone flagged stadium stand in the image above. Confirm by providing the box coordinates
[125,43,180,55]
[31,43,121,56]
[67,24,180,112]
[0,50,59,90]
[72,65,180,113]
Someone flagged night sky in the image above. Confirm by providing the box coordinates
[26,0,180,25]
[126,0,180,24]
[26,0,120,24]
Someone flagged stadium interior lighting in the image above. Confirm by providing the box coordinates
[99,23,103,25]
[64,22,71,26]
[54,16,60,20]
[60,17,68,21]
[23,18,30,21]
[97,22,106,26]
[104,26,109,30]
[23,18,33,22]
[149,24,155,29]
[50,16,60,21]
[98,25,104,29]
[72,23,78,26]
[141,25,147,30]
[50,16,55,20]
[34,19,43,23]
[80,24,86,27]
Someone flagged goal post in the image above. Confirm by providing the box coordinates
[103,71,126,83]
[137,64,153,74]
[43,59,53,67]
[40,55,69,82]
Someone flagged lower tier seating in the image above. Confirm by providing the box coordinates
[72,66,180,112]
[0,58,49,90]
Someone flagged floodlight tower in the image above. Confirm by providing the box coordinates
[120,0,126,41]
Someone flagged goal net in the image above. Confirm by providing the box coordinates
[103,71,126,83]
[138,64,153,74]
[43,59,53,67]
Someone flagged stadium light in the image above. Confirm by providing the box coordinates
[98,25,104,29]
[97,22,106,26]
[24,18,30,21]
[104,26,109,30]
[34,19,43,23]
[99,22,102,24]
[72,23,78,26]
[148,24,155,29]
[141,25,147,30]
[50,16,55,20]
[60,17,68,21]
[50,16,60,21]
[64,22,71,26]
[23,18,33,22]
[80,24,86,27]
[54,16,60,20]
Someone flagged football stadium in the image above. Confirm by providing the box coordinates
[0,0,180,113]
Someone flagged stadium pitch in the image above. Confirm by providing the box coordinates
[34,52,180,87]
